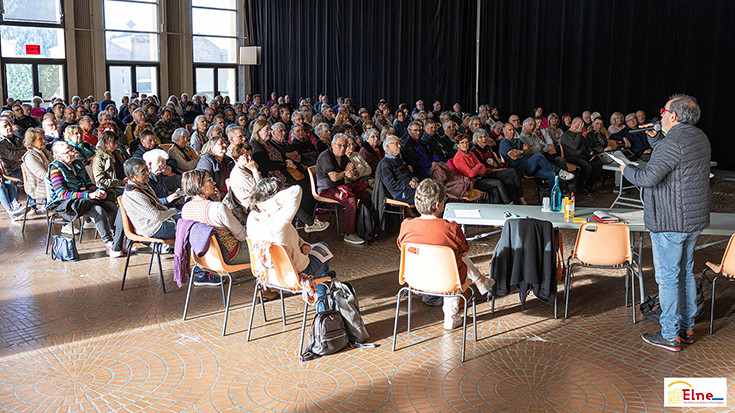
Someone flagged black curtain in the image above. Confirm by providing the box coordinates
[244,0,476,111]
[478,0,735,169]
[245,0,735,169]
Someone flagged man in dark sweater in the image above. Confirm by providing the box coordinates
[622,94,710,352]
[401,121,439,180]
[376,135,419,204]
[560,118,602,192]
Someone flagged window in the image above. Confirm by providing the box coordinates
[1,0,66,103]
[192,0,237,100]
[104,0,160,102]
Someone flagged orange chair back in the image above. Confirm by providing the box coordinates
[192,235,229,274]
[399,243,462,294]
[246,238,302,290]
[717,234,735,277]
[117,195,140,238]
[307,166,319,198]
[572,223,631,267]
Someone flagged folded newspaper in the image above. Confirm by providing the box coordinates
[603,152,639,166]
[593,210,620,222]
[310,243,334,263]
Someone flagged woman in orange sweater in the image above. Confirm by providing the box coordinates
[452,133,519,204]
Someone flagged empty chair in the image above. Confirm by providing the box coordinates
[392,243,477,362]
[565,222,637,323]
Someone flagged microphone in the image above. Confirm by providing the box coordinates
[630,124,662,133]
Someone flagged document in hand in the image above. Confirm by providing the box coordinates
[603,152,639,166]
[310,243,334,263]
[592,210,620,223]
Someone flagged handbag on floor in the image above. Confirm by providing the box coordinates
[51,235,79,262]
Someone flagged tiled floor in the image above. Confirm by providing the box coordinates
[2,176,735,412]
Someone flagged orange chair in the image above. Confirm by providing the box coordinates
[307,166,342,234]
[565,223,637,323]
[702,233,735,334]
[557,144,579,173]
[159,143,173,152]
[447,189,486,203]
[393,243,477,362]
[182,234,251,336]
[245,239,330,360]
[118,196,176,294]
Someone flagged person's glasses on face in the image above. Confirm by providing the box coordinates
[409,128,422,132]
[333,143,346,148]
[204,177,214,183]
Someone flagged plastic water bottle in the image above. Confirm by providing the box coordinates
[551,176,562,212]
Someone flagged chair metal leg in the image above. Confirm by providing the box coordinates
[259,288,268,322]
[21,204,29,234]
[564,264,575,319]
[298,302,309,361]
[629,266,636,324]
[491,295,495,316]
[182,265,196,321]
[156,246,166,294]
[710,275,718,335]
[77,218,83,244]
[45,218,53,254]
[392,289,405,352]
[147,252,155,275]
[280,290,286,326]
[407,291,412,332]
[460,294,468,362]
[624,266,630,307]
[472,290,478,342]
[221,274,232,336]
[246,281,261,342]
[334,207,340,235]
[121,240,133,291]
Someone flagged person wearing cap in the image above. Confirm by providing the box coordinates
[621,94,710,352]
[609,112,653,160]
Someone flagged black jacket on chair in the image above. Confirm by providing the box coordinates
[490,218,558,306]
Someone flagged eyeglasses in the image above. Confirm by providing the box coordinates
[660,108,672,115]
[387,141,401,146]
[333,143,346,148]
[133,171,148,176]
[204,177,214,182]
[408,129,422,132]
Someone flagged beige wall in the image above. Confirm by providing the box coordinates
[61,0,245,101]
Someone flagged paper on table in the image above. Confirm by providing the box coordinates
[604,152,639,166]
[455,209,482,218]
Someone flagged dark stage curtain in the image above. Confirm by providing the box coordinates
[244,0,477,112]
[478,0,735,169]
[245,0,735,169]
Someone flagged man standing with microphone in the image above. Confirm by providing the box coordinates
[621,94,710,351]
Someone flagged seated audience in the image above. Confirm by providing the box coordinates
[586,117,628,165]
[78,116,98,146]
[397,179,494,330]
[181,170,249,286]
[189,115,209,152]
[470,129,526,204]
[21,128,53,211]
[153,108,176,144]
[315,133,370,244]
[120,157,178,241]
[376,135,418,204]
[546,113,563,147]
[46,141,121,257]
[344,136,372,182]
[609,113,653,160]
[314,122,332,154]
[142,149,182,208]
[518,117,566,170]
[453,133,514,204]
[359,128,383,175]
[289,124,318,166]
[64,125,95,165]
[247,178,332,280]
[168,128,200,172]
[422,119,456,162]
[134,129,181,189]
[499,123,574,190]
[401,121,438,180]
[225,142,260,219]
[608,112,625,135]
[195,135,233,194]
[560,118,603,193]
[92,130,129,195]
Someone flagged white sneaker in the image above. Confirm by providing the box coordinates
[443,314,463,330]
[83,219,96,229]
[60,223,75,235]
[106,242,124,258]
[304,218,330,233]
[343,233,365,245]
[558,170,575,181]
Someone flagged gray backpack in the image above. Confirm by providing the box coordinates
[301,310,349,361]
[328,280,370,343]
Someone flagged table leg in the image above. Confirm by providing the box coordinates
[637,232,644,303]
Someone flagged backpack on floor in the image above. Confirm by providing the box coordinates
[640,277,705,322]
[355,203,378,244]
[327,280,370,343]
[301,309,349,361]
[51,235,79,262]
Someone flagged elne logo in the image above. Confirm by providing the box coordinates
[664,378,727,407]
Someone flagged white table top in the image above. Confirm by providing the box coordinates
[444,203,735,236]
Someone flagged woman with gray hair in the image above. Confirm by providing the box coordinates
[397,179,493,330]
[247,178,333,280]
[92,130,129,195]
[189,115,209,152]
[168,127,200,172]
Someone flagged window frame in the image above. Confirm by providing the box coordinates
[193,63,237,101]
[105,62,160,102]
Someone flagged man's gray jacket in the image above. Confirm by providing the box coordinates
[623,123,710,233]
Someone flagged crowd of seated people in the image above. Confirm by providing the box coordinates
[0,92,660,285]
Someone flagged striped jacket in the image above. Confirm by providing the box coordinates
[46,158,97,206]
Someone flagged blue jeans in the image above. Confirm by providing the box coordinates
[151,220,177,239]
[518,152,558,189]
[302,241,331,279]
[0,168,22,212]
[650,231,701,339]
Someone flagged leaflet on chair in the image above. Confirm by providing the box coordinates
[310,243,334,263]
